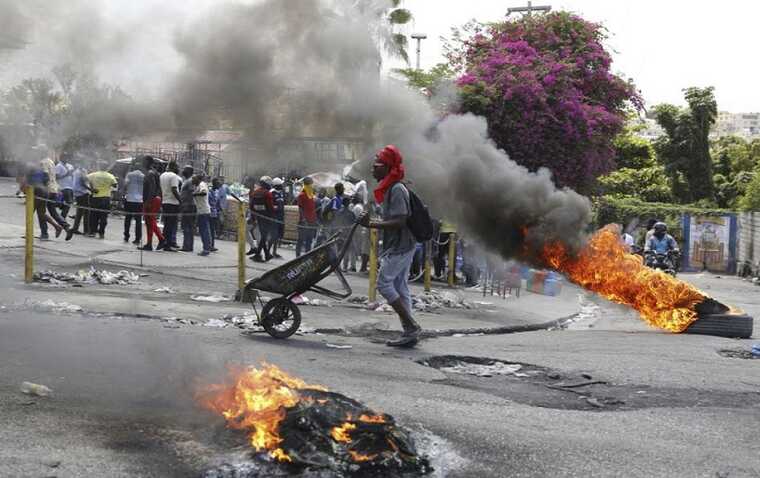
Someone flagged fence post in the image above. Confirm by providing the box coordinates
[447,233,457,287]
[237,201,246,299]
[25,186,34,283]
[368,228,378,302]
[423,240,432,292]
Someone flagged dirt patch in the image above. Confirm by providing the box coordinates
[718,348,759,360]
[418,355,760,412]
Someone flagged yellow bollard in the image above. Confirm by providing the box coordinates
[423,240,432,292]
[237,201,246,299]
[25,186,34,283]
[368,228,378,302]
[448,233,457,287]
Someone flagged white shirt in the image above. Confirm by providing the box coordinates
[622,233,635,250]
[41,158,59,193]
[56,162,74,190]
[194,181,211,215]
[159,171,182,205]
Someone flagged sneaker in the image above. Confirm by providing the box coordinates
[386,335,419,347]
[131,239,141,245]
[163,246,178,252]
[65,229,75,241]
[156,241,166,250]
[246,248,256,256]
[87,233,96,238]
[209,247,218,252]
[124,237,129,243]
[55,228,63,238]
[98,234,105,239]
[198,250,210,256]
[180,248,193,252]
[138,244,153,251]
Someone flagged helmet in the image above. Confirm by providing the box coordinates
[654,222,667,234]
[260,175,272,185]
[272,177,284,186]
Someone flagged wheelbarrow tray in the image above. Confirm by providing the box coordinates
[245,223,358,300]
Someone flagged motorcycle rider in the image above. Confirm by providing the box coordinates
[644,222,679,267]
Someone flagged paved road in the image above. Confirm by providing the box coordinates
[1,178,759,477]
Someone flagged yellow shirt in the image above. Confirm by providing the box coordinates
[440,220,457,234]
[87,171,117,198]
[40,158,58,193]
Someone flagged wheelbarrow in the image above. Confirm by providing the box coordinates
[244,222,360,338]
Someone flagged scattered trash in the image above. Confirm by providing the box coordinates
[33,267,139,286]
[358,290,475,312]
[439,361,522,377]
[325,343,353,349]
[32,300,83,314]
[191,294,232,303]
[753,344,760,358]
[42,460,61,468]
[20,382,52,397]
[153,287,175,293]
[203,319,229,328]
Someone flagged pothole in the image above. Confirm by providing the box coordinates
[418,355,760,412]
[718,348,760,360]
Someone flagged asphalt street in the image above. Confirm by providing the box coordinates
[0,179,758,478]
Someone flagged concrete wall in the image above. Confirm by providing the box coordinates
[737,212,760,274]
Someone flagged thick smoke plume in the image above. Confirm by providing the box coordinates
[1,0,592,259]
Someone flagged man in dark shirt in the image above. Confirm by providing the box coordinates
[140,156,165,251]
[249,176,274,262]
[270,177,286,258]
[179,165,196,252]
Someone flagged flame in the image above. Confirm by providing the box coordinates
[539,225,706,332]
[330,422,356,443]
[197,363,325,462]
[348,450,378,462]
[359,414,386,424]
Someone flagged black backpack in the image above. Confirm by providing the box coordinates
[404,186,435,243]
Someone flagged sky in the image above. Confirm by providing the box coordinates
[400,0,760,112]
[0,0,757,113]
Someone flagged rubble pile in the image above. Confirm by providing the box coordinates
[357,290,474,313]
[33,267,139,286]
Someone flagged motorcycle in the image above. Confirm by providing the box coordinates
[645,250,679,276]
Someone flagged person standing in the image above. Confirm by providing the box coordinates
[86,167,117,239]
[270,177,286,259]
[179,166,196,252]
[296,176,318,256]
[24,165,61,240]
[211,177,227,240]
[359,145,421,347]
[55,153,75,219]
[249,176,274,262]
[192,175,213,256]
[67,163,91,239]
[123,164,144,244]
[139,156,165,251]
[159,162,182,251]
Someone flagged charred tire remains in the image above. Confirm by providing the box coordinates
[419,355,760,412]
[685,313,754,339]
[261,298,302,339]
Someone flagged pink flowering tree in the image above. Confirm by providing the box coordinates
[450,12,642,191]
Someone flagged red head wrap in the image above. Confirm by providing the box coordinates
[373,145,405,204]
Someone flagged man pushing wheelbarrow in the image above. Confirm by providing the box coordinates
[244,145,432,347]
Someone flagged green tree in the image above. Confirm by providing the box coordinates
[653,86,718,202]
[394,63,454,93]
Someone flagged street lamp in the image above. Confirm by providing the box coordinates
[410,33,427,70]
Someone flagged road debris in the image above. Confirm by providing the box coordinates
[153,287,175,293]
[20,382,52,397]
[191,294,232,303]
[325,343,353,349]
[203,319,229,328]
[31,300,83,313]
[438,360,522,377]
[33,267,140,286]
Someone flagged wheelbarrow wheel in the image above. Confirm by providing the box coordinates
[261,298,301,339]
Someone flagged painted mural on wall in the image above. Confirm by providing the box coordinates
[688,216,732,272]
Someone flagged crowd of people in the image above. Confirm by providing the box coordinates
[19,154,229,256]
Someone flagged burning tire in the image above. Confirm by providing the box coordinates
[261,298,301,339]
[685,313,754,339]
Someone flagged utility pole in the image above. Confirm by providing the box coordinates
[507,1,551,16]
[410,33,427,70]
